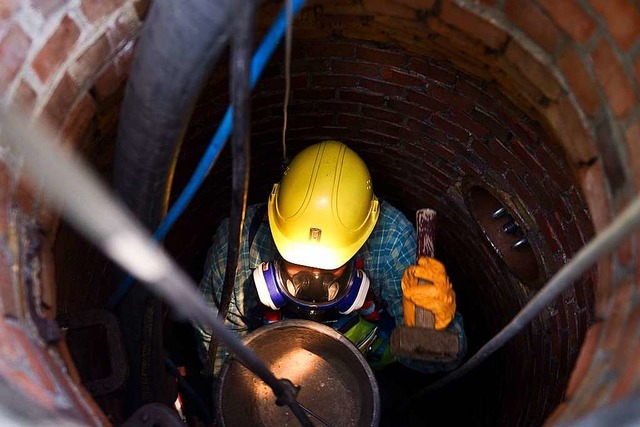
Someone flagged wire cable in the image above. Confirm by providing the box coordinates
[155,0,306,243]
[205,0,255,376]
[105,0,308,310]
[1,106,313,427]
[406,193,640,403]
[281,0,293,162]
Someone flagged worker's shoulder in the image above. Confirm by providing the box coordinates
[378,201,414,230]
[368,201,415,247]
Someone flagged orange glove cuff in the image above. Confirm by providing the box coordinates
[401,257,456,330]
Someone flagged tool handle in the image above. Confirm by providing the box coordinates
[416,208,437,258]
[414,208,437,328]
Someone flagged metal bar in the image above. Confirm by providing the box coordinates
[0,106,305,425]
[408,190,640,400]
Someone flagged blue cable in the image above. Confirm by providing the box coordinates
[106,0,306,310]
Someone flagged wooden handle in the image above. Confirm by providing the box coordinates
[416,208,436,258]
[414,208,437,328]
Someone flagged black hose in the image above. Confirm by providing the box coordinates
[206,0,255,376]
[112,0,236,413]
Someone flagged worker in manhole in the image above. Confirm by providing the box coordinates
[195,140,467,419]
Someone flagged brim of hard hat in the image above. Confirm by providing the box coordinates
[269,216,378,270]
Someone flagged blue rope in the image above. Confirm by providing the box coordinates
[106,0,307,310]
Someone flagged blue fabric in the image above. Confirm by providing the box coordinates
[195,201,466,374]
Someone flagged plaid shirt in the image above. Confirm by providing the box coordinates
[195,201,420,374]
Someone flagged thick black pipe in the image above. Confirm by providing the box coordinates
[206,0,256,375]
[112,0,236,413]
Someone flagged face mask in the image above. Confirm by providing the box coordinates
[286,271,341,304]
[253,257,370,315]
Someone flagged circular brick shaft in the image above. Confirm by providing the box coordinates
[0,0,639,426]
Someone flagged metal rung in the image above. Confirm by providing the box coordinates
[512,238,529,249]
[503,221,519,234]
[492,206,507,219]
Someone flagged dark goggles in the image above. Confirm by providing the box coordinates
[275,258,354,308]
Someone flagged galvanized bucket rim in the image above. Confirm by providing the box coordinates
[216,319,381,427]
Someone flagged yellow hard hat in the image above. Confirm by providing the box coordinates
[268,141,380,270]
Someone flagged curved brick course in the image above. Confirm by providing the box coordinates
[0,0,638,426]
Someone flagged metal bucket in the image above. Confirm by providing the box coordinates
[216,320,380,427]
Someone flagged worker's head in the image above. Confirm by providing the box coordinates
[253,141,379,319]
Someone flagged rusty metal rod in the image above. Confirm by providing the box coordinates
[408,191,640,400]
[0,107,313,427]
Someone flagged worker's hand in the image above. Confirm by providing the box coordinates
[401,256,456,330]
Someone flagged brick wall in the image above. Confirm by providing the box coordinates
[0,0,639,426]
[178,37,596,426]
[0,0,146,423]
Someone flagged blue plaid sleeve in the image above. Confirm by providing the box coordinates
[194,204,274,375]
[382,221,416,324]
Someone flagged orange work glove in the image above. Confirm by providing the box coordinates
[401,256,456,330]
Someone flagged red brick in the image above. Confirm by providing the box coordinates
[590,0,640,51]
[406,117,448,142]
[133,0,150,19]
[70,34,110,84]
[545,97,597,166]
[359,77,404,97]
[538,0,596,42]
[32,16,80,83]
[59,93,95,146]
[409,57,457,86]
[386,98,432,120]
[316,100,360,114]
[406,90,449,113]
[356,45,405,67]
[312,74,358,88]
[93,48,134,100]
[439,1,509,51]
[601,282,633,354]
[40,72,79,129]
[11,79,36,110]
[305,43,355,59]
[616,231,634,268]
[362,0,415,20]
[339,90,383,106]
[557,47,600,116]
[590,38,636,117]
[504,0,561,53]
[381,69,424,87]
[337,113,404,136]
[15,173,36,215]
[288,113,335,129]
[80,0,124,22]
[449,109,490,138]
[0,23,30,93]
[361,105,404,124]
[565,322,602,399]
[392,0,437,9]
[290,58,330,74]
[0,0,16,23]
[31,0,64,17]
[635,54,640,87]
[293,88,336,102]
[259,75,307,92]
[625,118,640,191]
[427,17,491,61]
[504,40,563,101]
[534,211,561,255]
[332,60,379,78]
[0,163,10,236]
[428,84,473,111]
[431,113,470,142]
[609,305,640,400]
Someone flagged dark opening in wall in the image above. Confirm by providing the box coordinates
[10,0,640,426]
[466,185,540,285]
